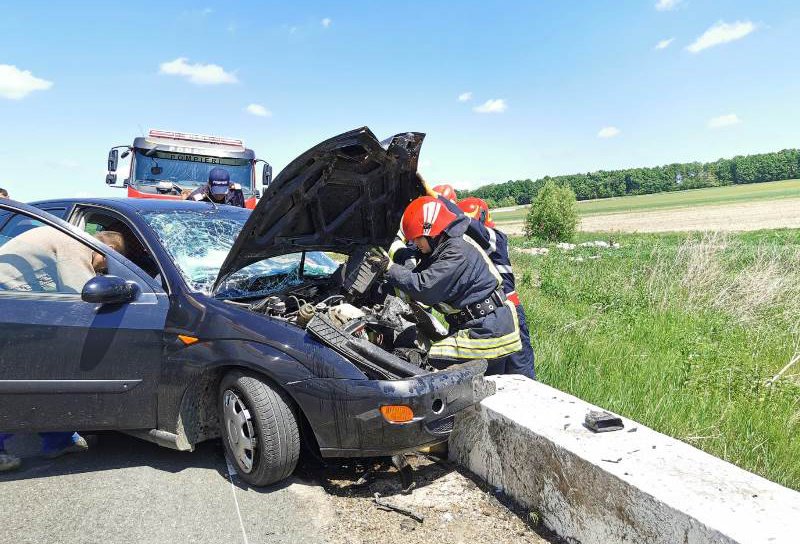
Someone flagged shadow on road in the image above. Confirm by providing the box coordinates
[0,432,431,497]
[0,432,235,483]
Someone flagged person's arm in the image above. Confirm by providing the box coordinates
[186,186,207,201]
[386,242,465,307]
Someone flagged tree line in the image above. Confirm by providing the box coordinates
[458,149,800,208]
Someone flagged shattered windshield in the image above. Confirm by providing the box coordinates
[133,150,254,194]
[141,209,339,298]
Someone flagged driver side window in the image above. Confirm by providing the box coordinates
[0,214,98,294]
[81,209,161,280]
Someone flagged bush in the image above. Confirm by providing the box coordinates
[525,180,578,241]
[497,196,517,208]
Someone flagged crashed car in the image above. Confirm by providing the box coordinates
[0,127,488,486]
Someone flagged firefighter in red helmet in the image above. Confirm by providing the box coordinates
[380,196,522,373]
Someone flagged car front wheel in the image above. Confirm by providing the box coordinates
[218,371,300,486]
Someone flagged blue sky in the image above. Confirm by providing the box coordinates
[1,0,799,201]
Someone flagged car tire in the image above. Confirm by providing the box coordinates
[218,371,300,486]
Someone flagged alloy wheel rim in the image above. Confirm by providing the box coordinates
[222,389,257,473]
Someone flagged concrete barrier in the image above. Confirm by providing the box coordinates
[449,375,800,544]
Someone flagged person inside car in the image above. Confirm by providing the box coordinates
[0,229,127,472]
[0,228,126,292]
[185,167,245,207]
[375,195,522,375]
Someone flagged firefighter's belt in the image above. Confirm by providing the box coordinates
[447,290,507,327]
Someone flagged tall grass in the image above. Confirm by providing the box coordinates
[513,229,800,489]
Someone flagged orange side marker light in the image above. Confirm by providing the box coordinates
[380,405,414,423]
[178,334,199,345]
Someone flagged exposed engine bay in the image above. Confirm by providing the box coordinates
[242,249,449,380]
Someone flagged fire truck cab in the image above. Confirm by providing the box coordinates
[105,129,271,209]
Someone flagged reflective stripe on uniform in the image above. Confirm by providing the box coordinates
[495,264,513,274]
[429,301,521,360]
[388,237,406,260]
[487,227,497,254]
[462,235,501,288]
[436,301,461,315]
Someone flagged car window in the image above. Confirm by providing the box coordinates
[0,213,97,294]
[40,207,68,220]
[79,208,162,280]
[0,214,45,239]
[141,209,338,297]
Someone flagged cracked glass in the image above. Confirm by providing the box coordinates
[142,209,338,298]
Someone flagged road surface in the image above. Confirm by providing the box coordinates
[0,433,552,544]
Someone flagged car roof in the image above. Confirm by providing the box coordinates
[30,197,250,215]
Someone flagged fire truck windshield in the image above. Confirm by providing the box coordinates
[132,149,253,194]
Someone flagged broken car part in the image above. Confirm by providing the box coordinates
[584,410,624,433]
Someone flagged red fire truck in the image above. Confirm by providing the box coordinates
[105,129,271,209]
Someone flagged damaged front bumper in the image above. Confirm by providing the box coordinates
[285,359,490,458]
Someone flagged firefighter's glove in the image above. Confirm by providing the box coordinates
[366,248,392,275]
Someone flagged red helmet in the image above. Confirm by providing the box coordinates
[401,196,457,241]
[432,184,457,203]
[458,197,495,227]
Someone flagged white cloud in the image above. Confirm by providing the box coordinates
[708,113,741,128]
[473,98,507,113]
[687,21,756,53]
[457,91,473,102]
[655,38,675,50]
[655,0,681,11]
[159,57,237,85]
[597,126,621,139]
[245,103,272,117]
[0,64,53,99]
[321,18,332,28]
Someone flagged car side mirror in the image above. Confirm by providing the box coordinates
[108,149,119,172]
[82,275,138,305]
[105,173,117,185]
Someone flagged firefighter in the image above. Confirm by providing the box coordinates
[455,197,535,379]
[376,196,522,374]
[421,183,535,378]
[186,167,245,207]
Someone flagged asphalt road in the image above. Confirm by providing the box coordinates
[0,433,334,544]
[0,433,552,544]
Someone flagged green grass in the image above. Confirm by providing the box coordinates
[512,229,800,490]
[494,179,800,224]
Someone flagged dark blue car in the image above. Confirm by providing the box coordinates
[0,128,487,486]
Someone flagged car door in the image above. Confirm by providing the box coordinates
[0,201,168,432]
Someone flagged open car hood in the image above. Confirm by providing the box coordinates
[213,127,425,290]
